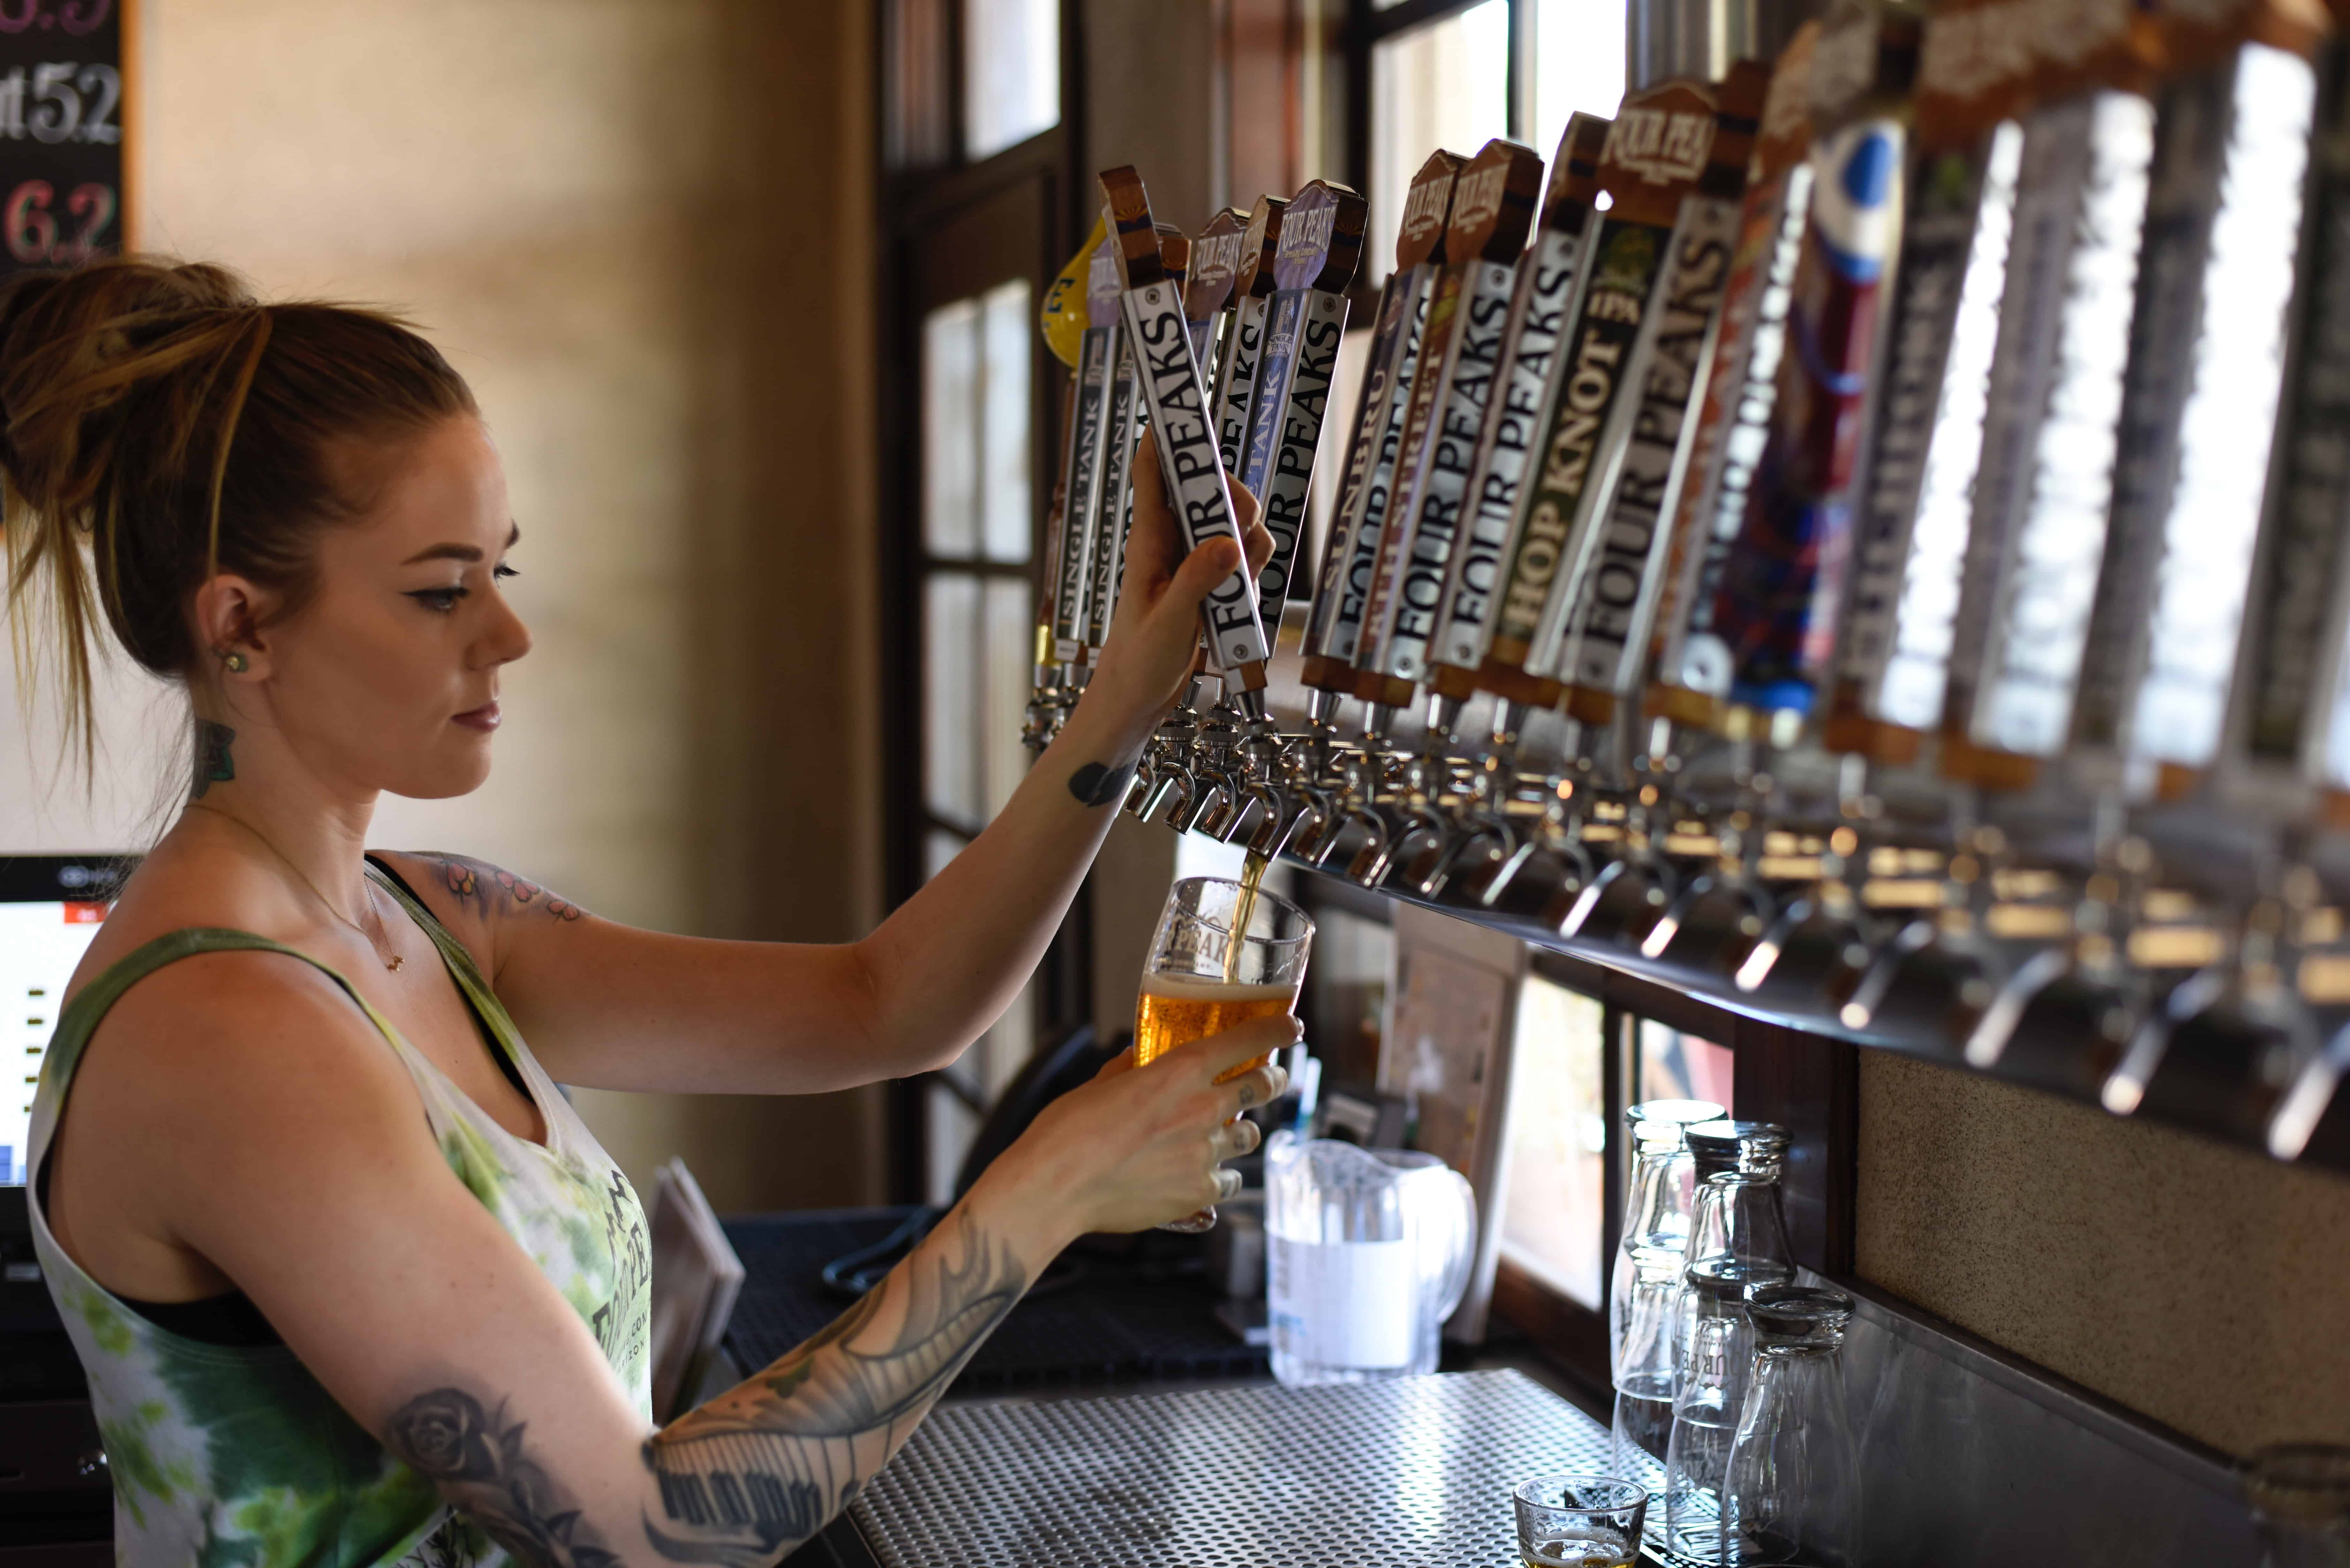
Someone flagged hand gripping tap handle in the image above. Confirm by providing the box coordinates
[1101,165,1275,712]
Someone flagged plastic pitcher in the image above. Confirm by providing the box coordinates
[1264,1132,1477,1385]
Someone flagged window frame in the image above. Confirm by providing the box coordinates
[877,0,1090,1202]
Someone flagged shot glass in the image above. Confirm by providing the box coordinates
[1512,1474,1649,1568]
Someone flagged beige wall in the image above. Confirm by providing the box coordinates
[1858,1052,2350,1457]
[3,0,884,1213]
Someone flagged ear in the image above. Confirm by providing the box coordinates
[188,572,281,682]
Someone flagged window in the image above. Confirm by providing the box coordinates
[1302,898,1393,1091]
[1356,0,1627,281]
[965,0,1060,160]
[1530,0,1628,164]
[917,276,1041,1193]
[921,278,1036,840]
[888,0,1063,169]
[1499,972,1609,1309]
[1638,1018,1733,1110]
[1368,1,1511,277]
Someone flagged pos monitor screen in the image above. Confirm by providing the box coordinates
[0,855,131,1188]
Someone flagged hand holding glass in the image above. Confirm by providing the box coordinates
[1134,874,1312,1232]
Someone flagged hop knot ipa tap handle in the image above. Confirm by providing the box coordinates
[1101,165,1274,692]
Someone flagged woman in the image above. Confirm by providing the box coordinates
[9,257,1289,1567]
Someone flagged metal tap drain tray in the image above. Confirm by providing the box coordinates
[850,1370,1619,1568]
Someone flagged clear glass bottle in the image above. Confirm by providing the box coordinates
[1611,1099,1725,1375]
[1663,1257,1790,1564]
[2248,1443,2350,1567]
[1723,1284,1862,1567]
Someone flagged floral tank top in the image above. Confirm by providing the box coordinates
[26,865,653,1567]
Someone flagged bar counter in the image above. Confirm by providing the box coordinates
[727,1211,2265,1566]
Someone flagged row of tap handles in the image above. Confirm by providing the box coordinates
[1022,0,2350,1162]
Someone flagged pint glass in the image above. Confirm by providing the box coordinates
[1134,874,1313,1232]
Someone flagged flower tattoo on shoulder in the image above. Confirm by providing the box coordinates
[430,853,585,923]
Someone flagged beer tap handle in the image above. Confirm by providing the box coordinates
[1546,65,1766,732]
[1348,146,1483,712]
[1185,207,1247,389]
[1300,151,1463,723]
[1425,113,1614,736]
[1100,166,1276,699]
[1214,196,1289,484]
[1238,179,1367,634]
[1648,31,1818,735]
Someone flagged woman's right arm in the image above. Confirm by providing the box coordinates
[90,953,1294,1567]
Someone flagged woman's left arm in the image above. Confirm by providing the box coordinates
[403,436,1270,1095]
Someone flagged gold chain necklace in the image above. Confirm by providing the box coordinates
[186,803,406,972]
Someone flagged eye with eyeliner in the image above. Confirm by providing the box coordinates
[407,564,519,613]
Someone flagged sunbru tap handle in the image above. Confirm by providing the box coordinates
[1101,165,1273,696]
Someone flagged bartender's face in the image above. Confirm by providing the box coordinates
[259,417,532,800]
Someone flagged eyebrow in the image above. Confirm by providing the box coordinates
[402,523,522,567]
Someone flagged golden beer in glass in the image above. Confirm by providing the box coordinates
[1134,870,1313,1231]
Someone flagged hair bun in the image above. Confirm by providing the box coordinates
[0,253,474,779]
[0,257,266,516]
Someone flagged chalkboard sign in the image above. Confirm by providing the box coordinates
[0,0,125,275]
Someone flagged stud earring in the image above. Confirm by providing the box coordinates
[222,651,248,674]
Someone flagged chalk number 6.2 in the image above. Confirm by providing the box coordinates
[4,178,114,264]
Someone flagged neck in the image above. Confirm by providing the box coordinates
[183,704,381,916]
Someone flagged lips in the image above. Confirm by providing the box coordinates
[452,701,501,731]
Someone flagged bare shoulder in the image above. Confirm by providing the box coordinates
[54,948,438,1258]
[371,849,591,976]
[79,947,417,1125]
[50,944,467,1304]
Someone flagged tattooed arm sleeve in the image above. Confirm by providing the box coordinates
[383,1208,1029,1568]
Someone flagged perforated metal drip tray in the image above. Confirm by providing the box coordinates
[849,1369,1629,1568]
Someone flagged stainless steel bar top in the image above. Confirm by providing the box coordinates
[847,1369,1617,1568]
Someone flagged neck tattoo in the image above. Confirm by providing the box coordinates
[193,720,236,800]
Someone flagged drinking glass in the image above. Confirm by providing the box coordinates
[2248,1444,2350,1567]
[1723,1284,1861,1566]
[1135,875,1313,1232]
[1511,1475,1649,1568]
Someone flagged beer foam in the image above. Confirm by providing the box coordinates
[1138,972,1297,1002]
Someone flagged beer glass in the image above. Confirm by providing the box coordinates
[1135,874,1313,1232]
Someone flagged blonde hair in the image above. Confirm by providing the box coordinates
[0,255,477,774]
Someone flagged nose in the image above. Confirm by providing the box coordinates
[474,584,533,667]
